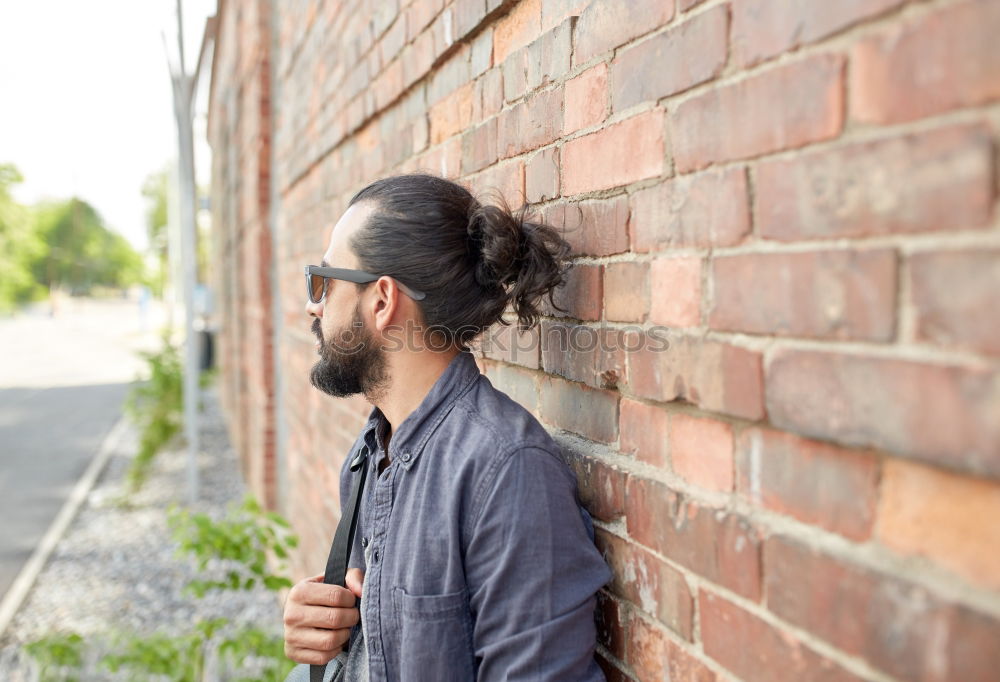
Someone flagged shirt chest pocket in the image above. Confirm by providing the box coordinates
[391,586,476,681]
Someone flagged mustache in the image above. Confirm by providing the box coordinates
[311,317,323,343]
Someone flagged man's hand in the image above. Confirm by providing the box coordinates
[284,568,366,665]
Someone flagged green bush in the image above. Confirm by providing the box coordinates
[24,496,299,681]
[124,335,183,493]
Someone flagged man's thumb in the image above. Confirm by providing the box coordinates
[346,568,365,600]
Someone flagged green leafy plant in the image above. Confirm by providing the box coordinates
[23,632,84,682]
[25,496,299,681]
[102,618,225,682]
[124,334,183,493]
[168,495,298,597]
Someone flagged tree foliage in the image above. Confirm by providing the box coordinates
[0,164,46,311]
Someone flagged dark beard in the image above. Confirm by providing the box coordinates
[309,303,389,401]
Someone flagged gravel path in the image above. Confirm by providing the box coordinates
[0,387,287,681]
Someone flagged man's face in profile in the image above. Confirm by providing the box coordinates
[309,299,387,398]
[307,203,389,401]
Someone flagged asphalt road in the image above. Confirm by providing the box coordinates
[0,297,165,600]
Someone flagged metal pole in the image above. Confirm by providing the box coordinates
[168,0,199,503]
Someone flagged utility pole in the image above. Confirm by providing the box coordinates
[165,0,199,503]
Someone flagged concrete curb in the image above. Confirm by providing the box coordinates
[0,415,130,639]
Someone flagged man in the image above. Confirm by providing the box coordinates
[283,173,611,681]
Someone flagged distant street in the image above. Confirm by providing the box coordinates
[0,297,166,600]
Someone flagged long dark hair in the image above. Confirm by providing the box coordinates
[348,173,570,349]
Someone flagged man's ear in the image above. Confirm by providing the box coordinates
[371,276,401,332]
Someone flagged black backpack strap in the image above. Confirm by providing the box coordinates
[311,445,369,682]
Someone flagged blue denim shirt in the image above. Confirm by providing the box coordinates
[337,350,611,681]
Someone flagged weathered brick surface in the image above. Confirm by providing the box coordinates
[909,249,1000,356]
[764,534,1000,681]
[700,589,865,682]
[736,427,879,541]
[626,477,762,600]
[754,123,995,241]
[709,249,898,341]
[561,109,666,195]
[876,458,1000,591]
[851,0,1000,124]
[672,53,844,172]
[767,349,1000,478]
[610,5,728,112]
[210,1,1000,679]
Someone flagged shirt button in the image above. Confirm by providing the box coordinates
[372,549,380,563]
[401,451,411,462]
[361,536,369,548]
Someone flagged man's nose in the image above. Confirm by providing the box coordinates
[305,299,323,318]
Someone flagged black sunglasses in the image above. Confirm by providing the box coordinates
[304,265,426,303]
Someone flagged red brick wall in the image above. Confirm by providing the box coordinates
[208,0,1000,679]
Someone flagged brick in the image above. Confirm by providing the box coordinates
[626,477,762,600]
[595,655,630,682]
[545,194,630,258]
[852,0,1000,124]
[460,117,498,174]
[699,589,864,682]
[709,249,897,341]
[469,157,525,207]
[453,0,487,38]
[611,5,727,112]
[470,28,493,76]
[631,167,750,251]
[596,530,694,638]
[473,67,504,121]
[672,54,844,172]
[562,449,626,522]
[754,123,995,241]
[479,359,538,414]
[526,17,574,92]
[627,333,765,421]
[540,0,589,32]
[501,46,530,102]
[540,375,619,443]
[493,0,541,64]
[650,256,701,327]
[627,611,717,682]
[479,320,540,369]
[543,262,603,320]
[427,45,472,105]
[401,27,436,88]
[604,262,649,322]
[736,427,879,541]
[766,349,1000,478]
[619,398,669,469]
[595,591,626,660]
[562,110,666,195]
[563,62,608,135]
[540,321,626,390]
[574,0,675,66]
[407,0,444,41]
[732,0,905,69]
[910,249,1000,356]
[669,413,733,492]
[764,534,1000,682]
[429,80,474,144]
[379,13,408,66]
[877,458,1000,591]
[678,0,706,9]
[497,86,563,158]
[525,145,559,203]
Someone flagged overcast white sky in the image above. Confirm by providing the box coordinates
[0,0,215,251]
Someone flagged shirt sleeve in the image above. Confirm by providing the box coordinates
[464,446,612,681]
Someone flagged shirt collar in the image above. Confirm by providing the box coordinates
[359,350,481,471]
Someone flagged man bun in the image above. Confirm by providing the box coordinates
[348,173,570,348]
